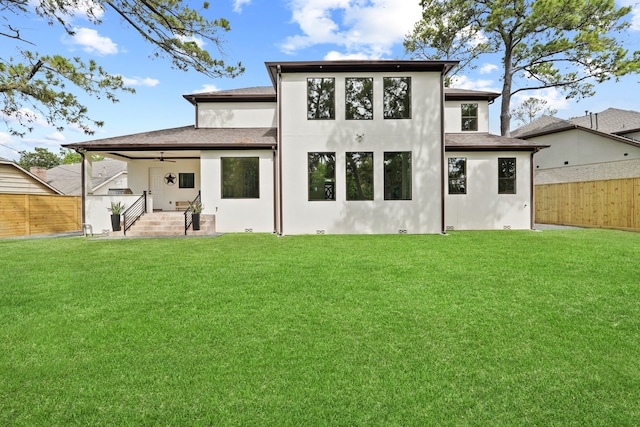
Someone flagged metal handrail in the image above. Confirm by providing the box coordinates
[123,191,146,236]
[183,191,201,235]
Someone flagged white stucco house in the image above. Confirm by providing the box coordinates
[64,60,547,235]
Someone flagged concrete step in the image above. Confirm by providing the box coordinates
[110,213,216,237]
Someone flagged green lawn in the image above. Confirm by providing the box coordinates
[1,230,639,426]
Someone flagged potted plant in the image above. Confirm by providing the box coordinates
[189,200,204,231]
[108,201,126,231]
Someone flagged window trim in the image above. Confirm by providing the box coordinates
[307,77,336,120]
[498,157,517,194]
[383,77,412,120]
[221,156,260,199]
[178,172,195,189]
[461,103,478,131]
[448,157,467,195]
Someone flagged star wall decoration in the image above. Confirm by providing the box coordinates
[164,172,176,185]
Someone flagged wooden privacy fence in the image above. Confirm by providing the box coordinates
[0,194,82,238]
[535,177,640,231]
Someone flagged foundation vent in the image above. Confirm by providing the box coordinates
[316,230,325,235]
[446,226,455,231]
[503,225,512,230]
[398,229,408,234]
[244,228,253,233]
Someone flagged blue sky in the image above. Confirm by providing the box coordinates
[1,0,639,161]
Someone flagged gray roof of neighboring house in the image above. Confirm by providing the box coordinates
[512,108,640,138]
[46,159,128,195]
[445,133,549,151]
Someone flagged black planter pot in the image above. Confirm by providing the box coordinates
[111,214,121,231]
[192,213,201,231]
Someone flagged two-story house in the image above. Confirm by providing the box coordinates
[64,60,547,235]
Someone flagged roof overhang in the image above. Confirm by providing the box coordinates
[445,133,550,152]
[183,92,276,105]
[265,60,459,87]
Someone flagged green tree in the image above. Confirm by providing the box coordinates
[405,0,639,136]
[511,97,558,127]
[1,0,243,137]
[17,146,61,170]
[59,148,103,164]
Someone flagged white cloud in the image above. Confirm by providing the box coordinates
[66,27,118,55]
[233,0,252,13]
[1,108,49,128]
[511,88,570,112]
[618,0,640,31]
[323,51,371,60]
[449,75,500,92]
[121,76,160,87]
[479,63,498,74]
[45,132,66,142]
[192,84,221,93]
[281,0,422,58]
[176,34,206,49]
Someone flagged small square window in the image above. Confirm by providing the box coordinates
[222,157,260,198]
[178,173,195,189]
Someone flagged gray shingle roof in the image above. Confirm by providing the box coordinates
[446,133,549,150]
[64,126,278,151]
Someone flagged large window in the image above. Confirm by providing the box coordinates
[346,152,374,200]
[345,78,374,120]
[307,78,335,120]
[178,173,195,189]
[461,103,478,131]
[498,157,516,194]
[383,77,411,119]
[384,152,412,200]
[308,152,336,201]
[221,157,259,199]
[448,158,467,194]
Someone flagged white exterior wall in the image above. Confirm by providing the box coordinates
[92,173,128,195]
[444,100,490,133]
[445,152,533,230]
[279,71,444,235]
[197,102,277,128]
[532,129,640,169]
[127,159,201,210]
[200,150,275,233]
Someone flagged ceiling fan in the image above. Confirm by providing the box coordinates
[155,152,175,162]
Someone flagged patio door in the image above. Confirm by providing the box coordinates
[149,167,164,209]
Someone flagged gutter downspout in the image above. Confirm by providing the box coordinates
[79,149,86,234]
[272,147,277,233]
[440,69,447,235]
[277,65,284,236]
[530,150,536,230]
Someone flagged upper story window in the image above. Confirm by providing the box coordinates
[221,157,260,199]
[384,151,412,200]
[307,78,335,120]
[383,77,411,119]
[498,157,516,194]
[346,152,374,200]
[461,103,478,131]
[345,78,374,120]
[308,152,336,200]
[448,158,467,194]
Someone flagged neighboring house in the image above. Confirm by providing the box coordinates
[46,159,128,196]
[64,60,547,234]
[0,158,62,195]
[512,108,640,184]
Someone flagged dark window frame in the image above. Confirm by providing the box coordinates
[346,152,374,201]
[345,77,374,120]
[498,157,517,194]
[384,151,412,200]
[307,77,336,120]
[178,172,195,189]
[461,103,478,131]
[448,157,467,194]
[308,152,336,201]
[383,77,412,119]
[221,157,260,199]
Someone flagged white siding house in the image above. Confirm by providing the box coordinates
[64,60,547,235]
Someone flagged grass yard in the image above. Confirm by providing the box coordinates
[1,229,639,426]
